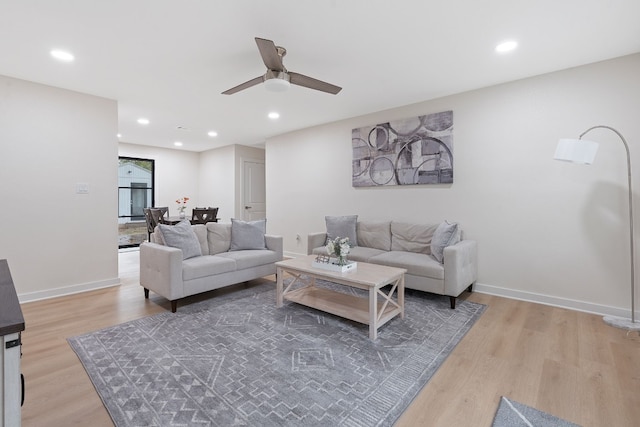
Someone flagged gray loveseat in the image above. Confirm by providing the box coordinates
[308,217,477,308]
[140,219,283,312]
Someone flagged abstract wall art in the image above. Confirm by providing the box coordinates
[352,110,453,187]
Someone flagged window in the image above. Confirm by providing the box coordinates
[118,157,155,248]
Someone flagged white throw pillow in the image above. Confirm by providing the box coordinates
[157,220,202,260]
[325,215,358,246]
[230,218,267,251]
[431,221,460,263]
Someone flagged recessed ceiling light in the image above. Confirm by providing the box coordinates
[174,141,183,147]
[268,112,280,120]
[117,133,122,139]
[50,49,75,62]
[207,131,218,137]
[137,118,150,125]
[495,40,518,53]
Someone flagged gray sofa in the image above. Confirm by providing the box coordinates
[140,220,283,312]
[308,219,477,308]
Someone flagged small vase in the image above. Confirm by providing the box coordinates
[179,210,185,219]
[337,255,347,266]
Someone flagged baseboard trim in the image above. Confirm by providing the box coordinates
[284,251,307,259]
[18,278,121,304]
[473,282,637,319]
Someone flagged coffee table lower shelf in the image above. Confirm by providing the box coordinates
[283,286,400,329]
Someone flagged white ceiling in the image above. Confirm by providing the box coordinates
[1,1,639,152]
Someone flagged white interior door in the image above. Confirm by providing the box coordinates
[242,160,266,221]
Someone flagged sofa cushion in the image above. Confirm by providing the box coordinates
[311,246,386,262]
[325,215,358,246]
[230,218,266,251]
[310,245,387,263]
[192,224,209,255]
[390,221,437,255]
[182,255,237,281]
[356,220,391,251]
[344,246,388,262]
[157,220,202,260]
[431,221,460,263]
[152,225,164,245]
[207,223,231,255]
[216,249,279,270]
[369,251,444,280]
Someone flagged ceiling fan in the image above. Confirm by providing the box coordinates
[222,37,342,95]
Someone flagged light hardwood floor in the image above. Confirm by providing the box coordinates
[19,250,640,426]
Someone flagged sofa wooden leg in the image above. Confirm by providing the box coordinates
[144,288,149,299]
[171,301,177,313]
[449,296,456,309]
[467,283,473,293]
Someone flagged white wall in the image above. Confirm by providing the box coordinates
[118,143,200,215]
[0,75,119,300]
[199,145,236,222]
[266,53,640,319]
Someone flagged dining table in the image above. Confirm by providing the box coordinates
[163,216,191,225]
[163,216,220,225]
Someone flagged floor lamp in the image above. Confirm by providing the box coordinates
[555,125,639,331]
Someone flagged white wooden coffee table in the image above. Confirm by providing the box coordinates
[276,255,406,340]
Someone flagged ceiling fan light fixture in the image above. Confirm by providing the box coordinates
[264,76,290,92]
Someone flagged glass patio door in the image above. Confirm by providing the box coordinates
[118,157,155,248]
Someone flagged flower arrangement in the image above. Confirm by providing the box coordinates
[176,197,190,216]
[326,236,351,266]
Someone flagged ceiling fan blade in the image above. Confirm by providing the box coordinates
[289,72,342,95]
[255,37,284,71]
[221,76,263,95]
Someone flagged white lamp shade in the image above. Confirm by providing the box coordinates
[264,78,290,92]
[554,138,599,165]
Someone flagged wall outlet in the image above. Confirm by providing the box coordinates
[75,183,89,194]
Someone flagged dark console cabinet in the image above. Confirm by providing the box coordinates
[0,259,25,426]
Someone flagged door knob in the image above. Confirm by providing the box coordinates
[245,206,252,209]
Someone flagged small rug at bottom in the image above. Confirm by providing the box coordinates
[492,396,581,427]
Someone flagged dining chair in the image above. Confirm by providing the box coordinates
[143,208,155,241]
[191,207,219,224]
[153,206,169,219]
[149,207,169,228]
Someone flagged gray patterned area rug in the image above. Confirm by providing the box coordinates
[492,396,582,427]
[68,280,485,427]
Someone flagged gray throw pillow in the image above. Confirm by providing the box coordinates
[325,215,358,246]
[157,220,202,260]
[230,218,266,250]
[431,221,460,263]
